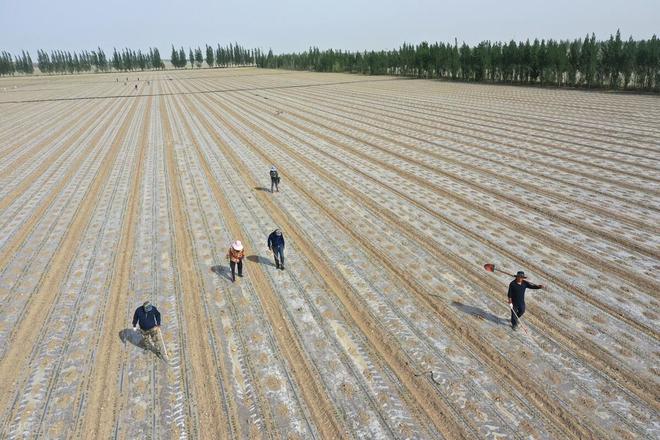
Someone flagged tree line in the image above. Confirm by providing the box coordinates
[170,43,258,68]
[0,42,257,76]
[256,31,660,91]
[1,47,164,75]
[3,33,657,90]
[1,51,34,75]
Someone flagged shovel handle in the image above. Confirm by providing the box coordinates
[157,327,168,358]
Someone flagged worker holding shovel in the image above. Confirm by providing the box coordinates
[132,301,164,357]
[508,271,544,331]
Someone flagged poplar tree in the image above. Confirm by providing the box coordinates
[194,47,203,67]
[179,47,187,68]
[206,44,214,67]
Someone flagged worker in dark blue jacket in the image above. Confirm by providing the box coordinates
[507,271,544,330]
[132,301,162,354]
[267,229,285,270]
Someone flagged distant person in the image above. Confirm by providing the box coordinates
[134,84,138,91]
[227,240,245,282]
[267,229,285,270]
[132,301,163,355]
[507,271,544,330]
[270,166,280,192]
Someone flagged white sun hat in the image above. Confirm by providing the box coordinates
[232,240,244,251]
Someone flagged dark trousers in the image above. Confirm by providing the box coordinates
[271,178,279,192]
[230,260,243,280]
[273,246,284,267]
[511,302,525,326]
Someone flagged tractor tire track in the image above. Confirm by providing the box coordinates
[31,97,147,439]
[0,99,124,272]
[235,88,660,264]
[260,84,660,194]
[75,95,152,439]
[0,99,116,209]
[220,89,660,401]
[168,89,275,438]
[193,88,656,429]
[0,96,143,434]
[223,91,660,333]
[159,86,236,439]
[169,85,349,440]
[182,87,585,439]
[333,84,660,155]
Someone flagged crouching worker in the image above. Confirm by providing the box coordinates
[227,240,245,282]
[132,301,162,354]
[268,229,285,270]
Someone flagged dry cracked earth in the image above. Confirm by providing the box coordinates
[0,68,658,439]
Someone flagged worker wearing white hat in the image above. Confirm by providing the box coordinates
[226,240,245,282]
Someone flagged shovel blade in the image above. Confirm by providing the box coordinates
[484,263,495,272]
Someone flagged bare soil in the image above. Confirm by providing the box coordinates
[0,68,658,439]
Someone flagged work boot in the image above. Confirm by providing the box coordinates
[280,265,284,270]
[275,261,280,269]
[512,322,519,331]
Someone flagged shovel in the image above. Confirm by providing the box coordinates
[483,263,516,277]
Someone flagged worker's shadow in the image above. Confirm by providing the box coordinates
[211,265,233,281]
[246,255,276,267]
[119,329,165,358]
[451,301,507,326]
[119,328,148,350]
[253,186,270,192]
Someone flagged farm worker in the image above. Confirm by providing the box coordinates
[507,271,544,330]
[270,166,280,193]
[267,229,285,270]
[132,301,162,354]
[227,240,245,282]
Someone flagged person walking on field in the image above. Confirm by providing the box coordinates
[227,240,245,282]
[508,271,544,330]
[268,229,285,270]
[270,166,280,193]
[132,301,163,355]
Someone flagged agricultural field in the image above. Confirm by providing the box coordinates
[0,67,658,439]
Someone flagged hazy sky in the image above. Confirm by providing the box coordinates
[2,0,659,55]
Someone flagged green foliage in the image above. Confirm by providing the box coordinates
[1,52,15,75]
[256,32,660,91]
[3,33,656,89]
[205,45,214,68]
[171,46,179,68]
[194,47,203,68]
[179,47,187,68]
